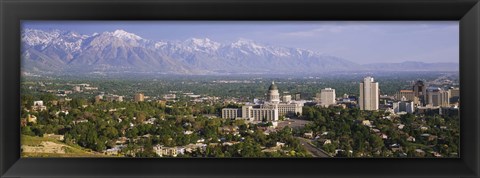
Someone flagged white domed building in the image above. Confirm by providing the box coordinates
[222,81,303,122]
[267,81,280,104]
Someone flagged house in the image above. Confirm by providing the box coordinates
[427,135,438,141]
[55,110,69,117]
[420,126,429,131]
[415,149,426,157]
[389,143,403,152]
[335,149,345,155]
[318,139,332,146]
[184,143,207,153]
[219,126,239,134]
[33,100,44,106]
[407,136,416,142]
[430,151,442,157]
[73,119,88,124]
[303,132,314,139]
[276,142,286,147]
[143,118,156,125]
[27,114,37,123]
[361,120,372,127]
[376,133,388,139]
[105,145,125,156]
[197,138,205,143]
[31,100,47,112]
[222,141,239,146]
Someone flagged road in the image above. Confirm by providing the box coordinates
[277,118,332,157]
[296,137,332,158]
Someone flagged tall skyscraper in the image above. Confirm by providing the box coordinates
[413,80,427,106]
[359,76,379,110]
[320,88,336,107]
[448,87,460,103]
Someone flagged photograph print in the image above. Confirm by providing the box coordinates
[20,21,460,158]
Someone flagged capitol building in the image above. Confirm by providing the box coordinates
[222,82,303,121]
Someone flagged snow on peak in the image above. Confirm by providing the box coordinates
[231,38,264,49]
[110,29,143,40]
[184,38,221,52]
[22,29,62,47]
[154,41,168,48]
[189,38,219,46]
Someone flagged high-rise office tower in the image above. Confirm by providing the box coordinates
[359,76,379,110]
[413,80,427,106]
[320,88,336,107]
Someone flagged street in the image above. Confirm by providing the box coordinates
[297,137,332,158]
[277,118,331,157]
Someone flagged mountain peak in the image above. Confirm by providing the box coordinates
[21,28,367,75]
[184,37,221,51]
[110,29,143,40]
[231,38,264,49]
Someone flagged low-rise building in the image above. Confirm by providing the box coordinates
[222,108,242,119]
[394,90,416,102]
[105,95,123,102]
[221,82,302,121]
[31,100,47,112]
[153,145,178,157]
[393,98,414,114]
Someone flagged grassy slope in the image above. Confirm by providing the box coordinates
[21,135,115,158]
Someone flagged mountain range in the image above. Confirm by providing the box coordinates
[21,29,459,75]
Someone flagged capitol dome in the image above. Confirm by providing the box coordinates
[269,81,278,90]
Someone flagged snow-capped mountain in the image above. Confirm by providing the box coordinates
[21,29,457,75]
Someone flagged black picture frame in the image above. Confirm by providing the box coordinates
[1,0,479,177]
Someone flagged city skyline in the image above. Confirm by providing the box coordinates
[19,21,460,158]
[20,71,460,158]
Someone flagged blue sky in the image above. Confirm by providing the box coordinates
[22,21,459,64]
